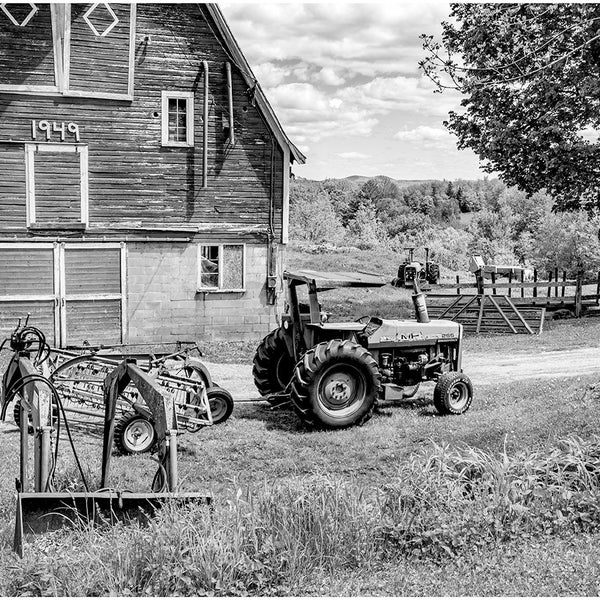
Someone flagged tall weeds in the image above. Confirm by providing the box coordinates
[4,435,600,596]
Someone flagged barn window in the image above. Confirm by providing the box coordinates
[198,244,245,292]
[161,91,194,147]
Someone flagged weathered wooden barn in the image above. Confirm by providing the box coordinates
[0,3,304,347]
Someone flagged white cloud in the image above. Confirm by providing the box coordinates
[218,2,479,179]
[337,152,370,159]
[394,125,453,145]
[267,82,379,143]
[251,62,287,88]
[317,67,346,86]
[222,2,452,81]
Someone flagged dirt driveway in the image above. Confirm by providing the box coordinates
[204,346,600,402]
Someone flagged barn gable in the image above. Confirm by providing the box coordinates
[0,3,304,347]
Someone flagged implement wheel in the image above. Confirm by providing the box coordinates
[114,410,156,455]
[433,372,473,415]
[13,399,33,433]
[290,340,380,429]
[252,327,295,398]
[206,386,234,424]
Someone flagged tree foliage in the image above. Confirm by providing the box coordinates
[289,175,600,274]
[421,4,600,211]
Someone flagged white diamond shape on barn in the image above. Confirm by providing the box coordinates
[1,3,38,27]
[83,2,119,37]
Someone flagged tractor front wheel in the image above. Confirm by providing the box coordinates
[291,340,380,429]
[114,411,157,455]
[433,372,473,415]
[252,327,295,398]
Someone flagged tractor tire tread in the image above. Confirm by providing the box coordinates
[433,371,473,415]
[290,339,380,429]
[252,328,294,399]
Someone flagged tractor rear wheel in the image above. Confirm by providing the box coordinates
[114,410,157,455]
[252,327,295,397]
[290,340,380,429]
[433,372,473,415]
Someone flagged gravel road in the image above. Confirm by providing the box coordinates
[204,346,600,401]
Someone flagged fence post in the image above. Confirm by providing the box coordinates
[561,270,566,299]
[456,274,460,295]
[508,272,512,297]
[575,268,584,317]
[554,267,559,297]
[521,269,525,298]
[533,269,538,298]
[547,270,552,299]
[491,272,496,295]
[596,270,600,306]
[475,270,484,296]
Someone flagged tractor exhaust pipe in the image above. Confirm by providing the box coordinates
[412,280,430,323]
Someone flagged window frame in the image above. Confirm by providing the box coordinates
[197,243,246,293]
[25,143,89,228]
[161,91,194,148]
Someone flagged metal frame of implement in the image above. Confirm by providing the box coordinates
[1,322,211,557]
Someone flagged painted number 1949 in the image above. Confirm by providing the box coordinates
[31,120,81,142]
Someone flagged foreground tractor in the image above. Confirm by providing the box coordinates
[253,269,472,429]
[394,247,440,288]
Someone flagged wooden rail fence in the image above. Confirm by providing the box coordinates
[425,267,600,334]
[428,268,600,317]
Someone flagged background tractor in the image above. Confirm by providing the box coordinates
[393,247,440,288]
[253,269,472,429]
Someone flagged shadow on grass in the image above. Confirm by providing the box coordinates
[233,401,307,433]
[232,394,441,433]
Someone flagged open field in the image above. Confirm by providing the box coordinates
[2,317,600,594]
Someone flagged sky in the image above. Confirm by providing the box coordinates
[220,1,485,182]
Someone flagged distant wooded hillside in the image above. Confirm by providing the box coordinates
[290,175,600,275]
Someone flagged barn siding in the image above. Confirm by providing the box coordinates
[0,144,26,226]
[0,4,55,87]
[69,4,131,95]
[0,4,286,239]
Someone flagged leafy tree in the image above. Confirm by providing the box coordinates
[346,200,389,249]
[530,211,600,273]
[289,185,345,245]
[421,4,600,211]
[322,179,358,226]
[358,176,400,202]
[457,188,481,213]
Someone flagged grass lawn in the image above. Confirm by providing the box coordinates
[2,322,600,594]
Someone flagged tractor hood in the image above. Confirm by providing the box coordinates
[366,318,461,347]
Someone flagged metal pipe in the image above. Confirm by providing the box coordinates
[202,60,209,188]
[225,61,235,146]
[167,430,178,491]
[19,403,28,492]
[38,427,52,492]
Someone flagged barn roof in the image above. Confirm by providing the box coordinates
[201,4,306,165]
